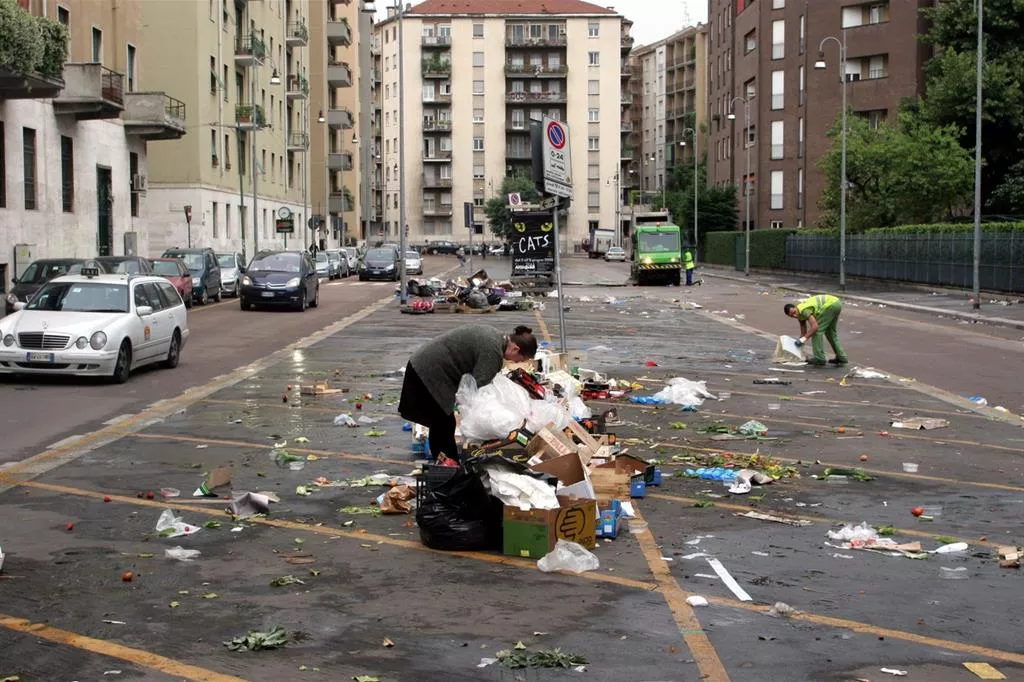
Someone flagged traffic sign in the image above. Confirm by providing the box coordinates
[542,116,572,199]
[508,192,522,208]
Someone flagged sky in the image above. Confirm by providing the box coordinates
[374,0,708,48]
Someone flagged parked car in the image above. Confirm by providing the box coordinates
[239,251,320,312]
[5,258,90,315]
[424,240,458,255]
[604,246,627,262]
[359,248,400,281]
[0,266,189,383]
[488,244,505,256]
[151,257,194,308]
[341,247,359,273]
[216,252,245,297]
[328,250,349,278]
[405,249,423,275]
[314,251,333,279]
[94,256,154,275]
[161,248,221,305]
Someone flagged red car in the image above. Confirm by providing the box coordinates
[151,257,194,308]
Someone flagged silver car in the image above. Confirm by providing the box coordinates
[217,252,244,297]
[342,247,359,273]
[314,251,331,279]
[327,250,347,279]
[405,249,423,275]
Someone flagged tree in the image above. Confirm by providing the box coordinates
[484,173,540,240]
[652,158,738,245]
[919,0,1024,214]
[817,111,974,231]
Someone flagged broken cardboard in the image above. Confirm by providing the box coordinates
[503,495,598,558]
[890,417,949,430]
[526,426,577,463]
[194,466,233,497]
[532,453,596,502]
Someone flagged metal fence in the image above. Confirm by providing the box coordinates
[786,232,1024,293]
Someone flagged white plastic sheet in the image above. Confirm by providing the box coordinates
[482,469,559,511]
[456,374,532,441]
[155,509,201,539]
[651,377,717,406]
[525,397,571,433]
[773,335,806,363]
[537,540,600,573]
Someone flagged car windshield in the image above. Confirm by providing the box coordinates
[366,249,393,260]
[250,253,301,273]
[100,259,146,274]
[167,253,205,271]
[608,247,624,253]
[26,282,129,313]
[328,252,340,262]
[405,251,419,259]
[19,262,74,283]
[638,232,680,253]
[152,260,183,276]
[217,254,236,268]
[315,253,328,263]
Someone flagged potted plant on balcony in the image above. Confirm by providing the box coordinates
[0,0,68,81]
[236,104,254,124]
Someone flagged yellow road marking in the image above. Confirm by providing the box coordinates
[0,614,247,682]
[533,308,552,349]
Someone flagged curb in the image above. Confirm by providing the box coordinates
[703,271,1024,331]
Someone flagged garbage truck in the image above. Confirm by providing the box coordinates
[629,210,682,286]
[583,227,616,259]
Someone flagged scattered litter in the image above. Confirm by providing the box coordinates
[164,547,201,561]
[801,390,827,395]
[753,378,791,385]
[968,395,988,407]
[963,662,1007,679]
[932,542,968,554]
[102,620,126,625]
[229,491,273,518]
[738,420,768,436]
[480,468,559,511]
[477,658,498,668]
[880,669,908,677]
[706,558,752,602]
[155,509,201,538]
[193,466,232,497]
[751,551,770,557]
[686,595,709,607]
[340,505,381,516]
[827,523,927,558]
[269,575,305,587]
[832,553,854,559]
[998,546,1020,569]
[224,626,289,651]
[847,367,889,380]
[496,645,587,670]
[891,417,949,430]
[773,335,805,363]
[333,413,358,427]
[902,462,919,473]
[102,672,122,676]
[537,540,600,574]
[631,377,717,407]
[378,484,416,515]
[728,469,775,495]
[940,567,969,580]
[160,488,180,498]
[0,545,4,573]
[767,602,796,618]
[358,415,379,424]
[737,511,812,527]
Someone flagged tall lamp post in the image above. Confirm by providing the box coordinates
[680,127,699,262]
[607,172,621,248]
[815,32,848,291]
[727,96,751,276]
[393,0,408,304]
[971,0,983,309]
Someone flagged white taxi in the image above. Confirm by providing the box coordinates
[0,266,190,383]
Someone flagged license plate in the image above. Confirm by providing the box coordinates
[261,291,275,298]
[26,352,54,363]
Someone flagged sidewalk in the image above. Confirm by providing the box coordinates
[700,264,1024,330]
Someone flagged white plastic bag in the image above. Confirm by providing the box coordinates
[537,539,600,574]
[333,413,358,427]
[155,509,201,539]
[525,397,571,433]
[568,396,592,420]
[456,374,531,441]
[652,377,717,406]
[165,547,201,561]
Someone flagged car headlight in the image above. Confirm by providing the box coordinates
[241,276,251,286]
[385,264,395,271]
[5,293,17,304]
[75,336,89,349]
[286,277,301,288]
[671,256,679,263]
[642,257,653,265]
[89,331,108,350]
[192,277,201,285]
[2,334,14,347]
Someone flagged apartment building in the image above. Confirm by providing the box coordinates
[628,25,708,200]
[1,0,185,283]
[707,0,931,230]
[141,0,310,261]
[374,0,629,247]
[308,0,374,248]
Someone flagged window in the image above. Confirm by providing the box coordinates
[57,5,69,26]
[473,23,483,37]
[770,220,784,229]
[869,3,889,24]
[129,151,138,217]
[511,110,525,128]
[863,109,888,129]
[743,29,756,53]
[91,27,102,63]
[588,136,599,151]
[588,164,600,180]
[212,202,219,237]
[588,22,599,37]
[843,2,890,29]
[422,83,435,100]
[797,168,804,209]
[799,65,805,104]
[772,0,785,7]
[23,127,36,210]
[798,116,805,157]
[770,170,784,209]
[771,20,784,60]
[473,108,484,123]
[744,77,756,99]
[588,192,600,208]
[473,137,484,151]
[770,121,784,160]
[473,51,484,67]
[59,136,74,212]
[588,51,600,66]
[771,70,784,109]
[473,80,484,94]
[473,165,484,179]
[588,79,599,95]
[588,108,599,122]
[868,55,888,79]
[225,204,232,238]
[747,125,756,146]
[126,44,136,92]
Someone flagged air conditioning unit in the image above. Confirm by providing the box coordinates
[131,174,148,192]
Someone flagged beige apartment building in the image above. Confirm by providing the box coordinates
[141,0,310,261]
[374,0,630,248]
[1,0,186,283]
[628,25,708,202]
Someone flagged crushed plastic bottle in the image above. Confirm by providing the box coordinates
[684,467,739,482]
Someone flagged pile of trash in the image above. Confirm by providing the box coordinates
[401,269,536,314]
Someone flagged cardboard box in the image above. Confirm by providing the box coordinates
[589,467,631,504]
[533,453,596,501]
[502,496,598,558]
[526,426,577,462]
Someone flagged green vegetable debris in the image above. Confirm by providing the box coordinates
[224,626,289,651]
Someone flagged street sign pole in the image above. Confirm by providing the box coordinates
[184,205,192,248]
[552,197,567,353]
[540,116,572,353]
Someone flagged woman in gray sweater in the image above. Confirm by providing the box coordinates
[399,324,538,462]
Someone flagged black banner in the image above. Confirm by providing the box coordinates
[510,213,555,276]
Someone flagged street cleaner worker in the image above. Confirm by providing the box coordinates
[398,325,538,463]
[784,294,848,367]
[683,248,701,286]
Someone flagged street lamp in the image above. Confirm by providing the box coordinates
[269,69,281,86]
[317,109,325,123]
[972,0,984,309]
[815,32,848,292]
[680,128,699,263]
[393,0,408,304]
[727,96,751,276]
[606,172,621,248]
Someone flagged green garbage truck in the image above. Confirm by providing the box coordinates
[629,210,682,286]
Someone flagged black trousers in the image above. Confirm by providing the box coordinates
[398,362,459,461]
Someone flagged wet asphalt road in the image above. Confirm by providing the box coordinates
[0,256,1021,682]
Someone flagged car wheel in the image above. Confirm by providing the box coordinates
[295,290,307,312]
[163,331,181,369]
[310,285,320,308]
[214,285,222,303]
[110,341,132,384]
[239,296,249,311]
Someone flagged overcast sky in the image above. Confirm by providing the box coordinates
[374,1,708,48]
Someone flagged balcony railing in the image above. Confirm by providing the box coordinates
[326,17,352,46]
[287,74,309,98]
[423,120,452,132]
[235,34,267,62]
[868,68,887,79]
[505,91,566,103]
[422,59,452,77]
[421,35,451,47]
[288,132,309,150]
[53,63,124,119]
[422,92,452,103]
[123,92,186,140]
[422,174,453,188]
[235,103,267,128]
[287,20,309,46]
[620,123,633,133]
[504,63,569,77]
[506,148,532,160]
[423,150,453,161]
[506,35,567,48]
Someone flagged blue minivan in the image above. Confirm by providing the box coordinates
[162,247,222,305]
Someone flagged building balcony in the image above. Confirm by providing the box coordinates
[286,74,309,100]
[0,12,68,100]
[423,206,454,217]
[327,106,353,129]
[328,151,353,170]
[621,146,634,160]
[373,68,381,84]
[326,17,351,46]
[327,61,352,87]
[505,36,567,48]
[505,123,530,134]
[422,92,452,104]
[504,63,568,78]
[423,120,452,133]
[422,174,453,189]
[506,148,532,160]
[52,63,124,120]
[287,132,309,152]
[621,35,635,51]
[234,104,267,130]
[620,65,633,78]
[122,92,186,140]
[235,34,267,66]
[505,91,566,104]
[286,20,309,47]
[423,151,453,162]
[621,96,631,106]
[0,65,64,101]
[422,58,452,78]
[620,123,633,134]
[329,190,354,214]
[422,35,451,48]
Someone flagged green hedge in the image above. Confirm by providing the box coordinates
[704,232,737,266]
[798,222,1024,236]
[702,230,796,268]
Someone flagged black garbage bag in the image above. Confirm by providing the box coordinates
[486,291,504,306]
[465,290,489,309]
[417,467,502,551]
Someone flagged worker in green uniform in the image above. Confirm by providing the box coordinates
[784,294,848,366]
[683,248,696,286]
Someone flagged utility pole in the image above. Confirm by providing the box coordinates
[251,65,260,257]
[972,0,983,309]
[396,0,408,304]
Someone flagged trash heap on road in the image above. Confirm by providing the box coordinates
[400,269,545,315]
